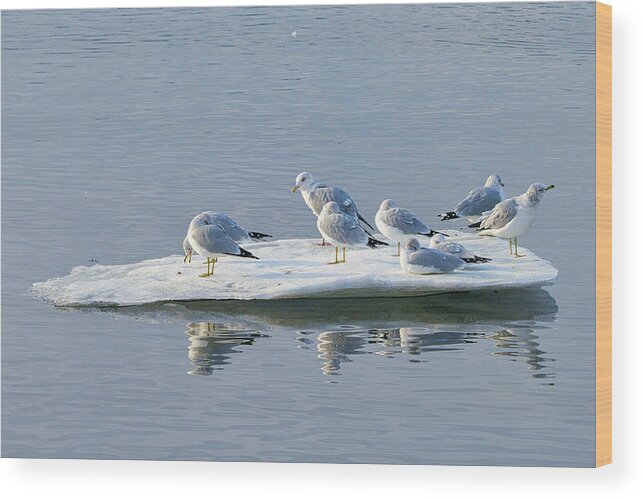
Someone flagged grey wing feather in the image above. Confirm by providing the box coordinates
[319,213,367,246]
[190,225,240,255]
[311,187,359,219]
[480,198,518,230]
[385,208,429,234]
[455,187,502,216]
[208,213,250,242]
[408,248,464,272]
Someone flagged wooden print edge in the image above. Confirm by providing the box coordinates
[596,1,612,468]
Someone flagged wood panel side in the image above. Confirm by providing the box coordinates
[596,1,612,468]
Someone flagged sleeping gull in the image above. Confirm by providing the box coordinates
[469,183,555,257]
[375,199,447,256]
[439,174,505,221]
[183,212,271,263]
[317,201,388,264]
[400,238,465,275]
[429,233,491,263]
[187,212,259,277]
[292,172,374,245]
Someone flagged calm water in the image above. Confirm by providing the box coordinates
[2,3,596,466]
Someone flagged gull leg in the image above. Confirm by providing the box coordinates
[342,247,346,263]
[396,241,401,257]
[509,238,513,255]
[211,258,217,275]
[514,237,524,258]
[199,258,211,277]
[188,251,192,263]
[327,246,340,265]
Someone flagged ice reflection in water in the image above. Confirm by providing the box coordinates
[185,322,269,376]
[87,289,558,381]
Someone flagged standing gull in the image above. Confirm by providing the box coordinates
[183,212,271,263]
[429,234,491,263]
[400,238,465,275]
[439,174,505,221]
[469,183,555,257]
[376,199,447,256]
[292,172,374,245]
[187,212,259,277]
[317,201,388,264]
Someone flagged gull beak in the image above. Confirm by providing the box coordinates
[292,185,299,193]
[500,182,505,187]
[545,184,555,190]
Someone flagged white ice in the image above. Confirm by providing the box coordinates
[32,232,558,307]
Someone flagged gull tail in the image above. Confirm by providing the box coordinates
[462,255,491,264]
[237,247,260,259]
[248,231,273,241]
[420,229,449,238]
[367,237,389,248]
[439,211,459,221]
[357,212,375,231]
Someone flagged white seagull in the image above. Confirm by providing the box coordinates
[439,174,505,221]
[428,234,491,263]
[375,199,446,256]
[183,212,271,263]
[469,183,555,257]
[316,201,388,264]
[292,172,374,245]
[399,238,465,275]
[186,212,259,277]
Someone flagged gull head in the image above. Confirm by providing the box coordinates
[379,199,397,211]
[527,182,555,203]
[429,233,446,247]
[292,171,316,193]
[402,238,422,252]
[486,174,504,188]
[321,201,341,215]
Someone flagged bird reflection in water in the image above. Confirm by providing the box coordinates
[315,324,554,380]
[316,326,371,375]
[185,322,268,376]
[316,326,483,375]
[486,326,555,382]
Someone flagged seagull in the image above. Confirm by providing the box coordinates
[428,233,491,263]
[439,174,505,221]
[182,212,271,263]
[316,201,388,264]
[187,212,259,277]
[399,238,465,275]
[468,183,555,257]
[292,172,374,245]
[375,199,447,256]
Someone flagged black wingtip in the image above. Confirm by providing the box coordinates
[367,237,389,248]
[462,256,491,264]
[358,213,375,231]
[248,231,273,241]
[238,247,259,259]
[422,230,449,238]
[468,220,482,229]
[439,211,459,221]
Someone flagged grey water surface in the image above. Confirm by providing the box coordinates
[2,2,596,466]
